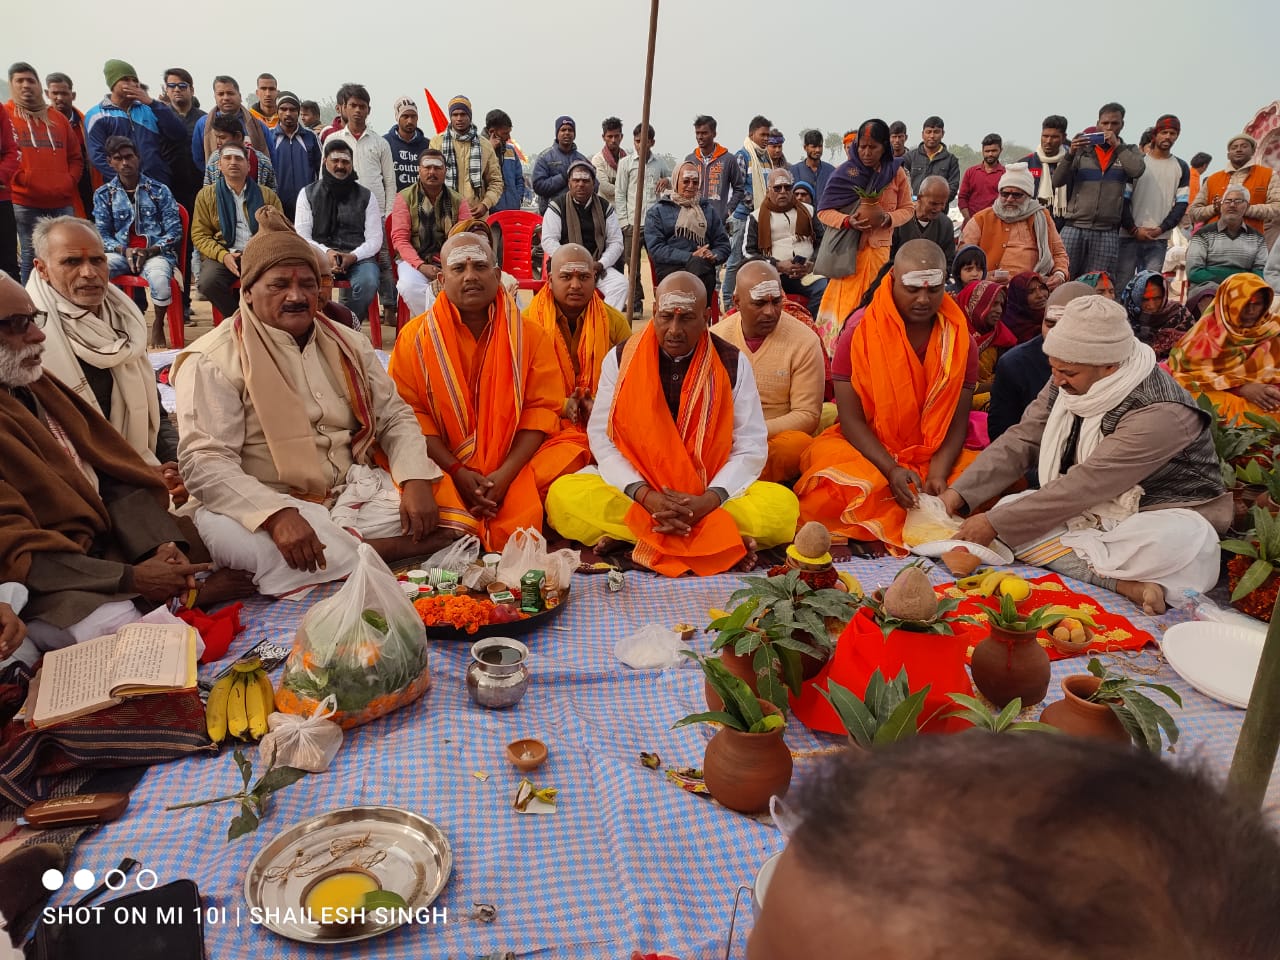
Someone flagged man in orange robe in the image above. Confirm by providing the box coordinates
[388,233,564,550]
[796,239,979,552]
[523,242,634,480]
[545,271,799,576]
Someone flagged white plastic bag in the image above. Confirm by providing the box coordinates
[614,624,685,669]
[259,695,344,773]
[902,494,963,547]
[496,527,579,589]
[421,534,482,576]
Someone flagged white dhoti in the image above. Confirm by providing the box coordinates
[395,261,437,320]
[195,466,404,599]
[997,490,1221,608]
[596,268,630,311]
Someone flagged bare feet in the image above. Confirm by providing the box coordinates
[149,319,168,350]
[1117,579,1166,616]
[196,569,257,607]
[593,536,628,556]
[731,537,759,573]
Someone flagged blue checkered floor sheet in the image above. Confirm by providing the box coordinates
[56,560,1272,959]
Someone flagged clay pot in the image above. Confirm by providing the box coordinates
[705,647,760,712]
[703,700,793,814]
[1039,676,1129,743]
[857,198,883,225]
[1256,491,1279,515]
[969,624,1051,708]
[1227,553,1277,622]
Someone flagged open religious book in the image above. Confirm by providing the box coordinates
[25,622,199,729]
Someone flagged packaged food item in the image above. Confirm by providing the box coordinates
[277,545,431,730]
[520,570,546,614]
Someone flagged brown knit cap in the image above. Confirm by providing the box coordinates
[239,207,323,290]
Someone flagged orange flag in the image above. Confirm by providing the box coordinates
[422,88,448,134]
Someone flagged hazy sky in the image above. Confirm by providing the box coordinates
[9,0,1279,166]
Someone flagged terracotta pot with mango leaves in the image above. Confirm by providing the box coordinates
[968,594,1054,709]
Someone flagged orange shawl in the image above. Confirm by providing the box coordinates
[523,284,611,398]
[400,291,540,543]
[607,325,744,576]
[850,276,970,472]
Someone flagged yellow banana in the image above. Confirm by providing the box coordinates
[978,570,1013,597]
[231,655,263,674]
[1047,605,1100,629]
[205,673,234,743]
[245,670,270,740]
[227,673,249,740]
[956,567,993,590]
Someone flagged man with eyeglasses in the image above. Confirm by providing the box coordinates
[158,67,204,320]
[961,163,1068,288]
[83,59,186,188]
[644,160,730,303]
[743,168,826,315]
[542,160,629,310]
[1185,185,1269,287]
[390,148,463,317]
[0,273,250,656]
[1189,133,1280,244]
[796,239,980,554]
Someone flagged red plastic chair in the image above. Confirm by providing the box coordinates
[211,274,380,346]
[385,213,411,330]
[111,204,189,348]
[647,256,720,323]
[487,210,544,293]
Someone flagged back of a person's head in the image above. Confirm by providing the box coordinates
[786,734,1280,959]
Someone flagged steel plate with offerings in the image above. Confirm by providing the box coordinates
[244,805,452,944]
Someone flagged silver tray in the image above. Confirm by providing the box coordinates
[244,805,453,944]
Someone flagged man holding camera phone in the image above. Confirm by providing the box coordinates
[1051,102,1146,279]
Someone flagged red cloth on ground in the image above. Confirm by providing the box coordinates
[178,602,245,663]
[790,607,974,736]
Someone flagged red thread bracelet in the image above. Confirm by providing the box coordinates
[445,461,465,477]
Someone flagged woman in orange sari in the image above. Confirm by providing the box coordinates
[813,119,914,355]
[797,240,979,553]
[1168,272,1279,419]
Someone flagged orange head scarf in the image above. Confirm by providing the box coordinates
[848,273,971,472]
[1168,273,1278,392]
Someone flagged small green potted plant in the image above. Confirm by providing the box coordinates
[1040,658,1181,752]
[817,669,931,751]
[969,594,1067,708]
[675,652,792,814]
[1222,505,1280,621]
[942,694,1059,734]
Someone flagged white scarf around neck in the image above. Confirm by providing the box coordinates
[26,272,161,465]
[1038,341,1157,522]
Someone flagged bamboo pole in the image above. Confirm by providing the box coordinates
[625,0,660,323]
[1227,591,1280,808]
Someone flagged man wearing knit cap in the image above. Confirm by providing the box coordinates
[428,95,501,219]
[1115,114,1190,288]
[83,59,186,188]
[532,115,588,214]
[385,97,428,194]
[961,162,1068,287]
[173,207,447,597]
[1189,132,1280,245]
[941,295,1229,615]
[270,90,320,221]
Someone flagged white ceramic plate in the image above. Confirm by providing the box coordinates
[908,539,1015,566]
[1160,621,1265,709]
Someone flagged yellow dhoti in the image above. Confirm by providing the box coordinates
[545,472,800,556]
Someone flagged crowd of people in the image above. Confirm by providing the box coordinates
[3,58,1280,654]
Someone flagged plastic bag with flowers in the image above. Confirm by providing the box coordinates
[276,544,431,729]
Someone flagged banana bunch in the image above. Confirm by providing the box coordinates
[956,568,1018,596]
[1044,605,1100,629]
[205,657,274,745]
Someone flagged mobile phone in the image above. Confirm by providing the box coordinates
[1084,131,1107,146]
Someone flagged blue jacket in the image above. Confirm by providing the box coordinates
[988,335,1050,442]
[272,126,321,218]
[790,159,835,203]
[84,98,188,186]
[531,144,588,212]
[643,196,731,268]
[492,142,528,213]
[383,126,429,194]
[190,111,274,168]
[92,174,183,266]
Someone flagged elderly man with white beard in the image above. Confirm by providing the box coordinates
[939,295,1229,614]
[961,163,1069,288]
[0,273,247,664]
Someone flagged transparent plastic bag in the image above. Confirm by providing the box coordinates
[1184,591,1267,635]
[421,534,482,576]
[259,695,344,773]
[902,494,963,547]
[277,543,431,729]
[496,527,579,590]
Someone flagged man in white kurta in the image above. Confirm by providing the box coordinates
[173,207,448,597]
[940,295,1229,614]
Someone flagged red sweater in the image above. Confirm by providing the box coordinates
[958,162,1005,218]
[4,101,83,208]
[0,108,19,203]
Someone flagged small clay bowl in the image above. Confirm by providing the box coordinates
[505,738,548,772]
[1049,625,1094,656]
[674,623,696,643]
